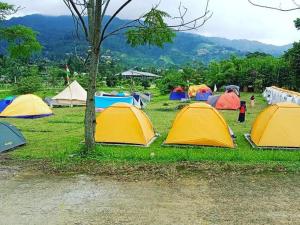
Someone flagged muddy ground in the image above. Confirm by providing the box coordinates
[0,164,300,225]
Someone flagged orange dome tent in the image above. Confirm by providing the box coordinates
[208,92,240,110]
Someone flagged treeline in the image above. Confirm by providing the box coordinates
[1,42,300,95]
[157,42,300,93]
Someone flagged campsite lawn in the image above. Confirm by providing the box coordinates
[1,89,300,171]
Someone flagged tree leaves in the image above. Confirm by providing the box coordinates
[126,8,175,48]
[0,25,42,61]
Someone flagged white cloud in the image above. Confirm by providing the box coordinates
[4,0,300,45]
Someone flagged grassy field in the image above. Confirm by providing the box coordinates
[1,89,300,171]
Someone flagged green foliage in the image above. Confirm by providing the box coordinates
[206,54,294,90]
[294,18,300,30]
[106,74,119,87]
[126,9,175,48]
[0,25,42,61]
[284,41,300,89]
[47,67,66,86]
[157,70,187,94]
[14,75,43,94]
[141,79,151,89]
[0,2,15,21]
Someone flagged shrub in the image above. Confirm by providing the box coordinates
[156,70,187,94]
[141,79,151,89]
[14,76,43,94]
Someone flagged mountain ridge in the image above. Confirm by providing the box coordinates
[2,14,292,66]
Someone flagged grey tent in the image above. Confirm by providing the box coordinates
[225,85,240,96]
[207,95,220,107]
[0,122,26,153]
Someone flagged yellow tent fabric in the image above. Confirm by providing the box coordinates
[165,103,234,148]
[188,84,210,97]
[250,103,300,147]
[95,103,155,146]
[0,94,53,118]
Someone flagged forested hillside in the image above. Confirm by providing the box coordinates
[2,14,291,66]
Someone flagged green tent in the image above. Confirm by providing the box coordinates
[0,122,26,153]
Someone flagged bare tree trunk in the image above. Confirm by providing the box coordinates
[84,48,99,153]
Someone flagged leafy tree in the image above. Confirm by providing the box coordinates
[14,75,43,94]
[157,70,188,94]
[0,25,42,61]
[0,1,42,61]
[63,0,212,152]
[284,41,300,89]
[294,18,300,30]
[0,2,16,21]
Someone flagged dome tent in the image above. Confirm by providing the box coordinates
[245,103,300,149]
[95,103,156,146]
[0,122,26,153]
[0,96,15,112]
[195,86,212,101]
[169,87,187,100]
[0,94,53,119]
[208,92,240,110]
[164,103,234,148]
[188,84,211,98]
[52,80,87,106]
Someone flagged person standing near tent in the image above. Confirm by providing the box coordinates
[238,101,246,123]
[64,65,70,86]
[250,95,255,107]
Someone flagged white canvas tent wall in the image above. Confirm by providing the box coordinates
[263,86,300,105]
[52,81,87,106]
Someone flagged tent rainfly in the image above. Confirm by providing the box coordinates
[0,96,15,113]
[188,85,211,98]
[0,122,26,153]
[0,94,53,119]
[95,103,156,146]
[247,103,300,148]
[52,80,87,106]
[169,87,187,100]
[207,92,240,110]
[165,103,234,148]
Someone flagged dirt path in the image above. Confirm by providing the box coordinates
[0,165,299,225]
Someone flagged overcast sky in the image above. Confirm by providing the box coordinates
[5,0,300,46]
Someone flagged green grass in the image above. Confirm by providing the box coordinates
[1,90,300,170]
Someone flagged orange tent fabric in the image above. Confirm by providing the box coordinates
[173,87,184,92]
[215,92,240,110]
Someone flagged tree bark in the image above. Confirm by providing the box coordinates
[84,48,99,153]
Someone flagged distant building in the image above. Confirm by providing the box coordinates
[117,70,161,79]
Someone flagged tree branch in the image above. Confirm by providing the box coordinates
[248,0,300,11]
[63,0,89,38]
[99,0,133,45]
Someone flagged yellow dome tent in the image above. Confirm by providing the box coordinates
[95,103,156,146]
[188,84,210,97]
[165,103,234,148]
[0,94,53,118]
[247,103,300,148]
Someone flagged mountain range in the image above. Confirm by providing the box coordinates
[3,14,292,66]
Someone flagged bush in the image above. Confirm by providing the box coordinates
[141,79,151,89]
[156,70,187,94]
[14,76,43,94]
[106,75,119,87]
